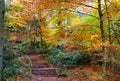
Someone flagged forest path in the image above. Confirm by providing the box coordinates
[21,54,120,81]
[28,54,63,81]
[19,54,120,81]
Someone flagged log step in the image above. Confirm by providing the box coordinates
[32,63,50,68]
[32,68,57,77]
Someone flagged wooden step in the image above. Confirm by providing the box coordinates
[32,68,57,71]
[32,63,50,68]
[32,68,57,77]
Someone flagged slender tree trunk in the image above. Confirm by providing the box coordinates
[104,0,115,72]
[38,17,44,47]
[104,0,112,44]
[98,0,107,78]
[0,0,5,80]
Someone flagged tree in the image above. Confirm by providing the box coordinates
[0,0,5,80]
[65,0,107,77]
[97,0,107,78]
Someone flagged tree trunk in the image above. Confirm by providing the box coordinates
[104,0,115,73]
[0,0,5,80]
[104,0,112,44]
[98,0,107,78]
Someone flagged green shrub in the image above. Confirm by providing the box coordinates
[13,39,52,54]
[3,40,26,80]
[71,52,91,65]
[12,39,30,54]
[47,50,91,68]
[47,51,68,65]
[3,63,25,79]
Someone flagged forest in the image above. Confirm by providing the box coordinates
[0,0,120,81]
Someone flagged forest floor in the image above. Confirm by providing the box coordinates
[20,54,120,81]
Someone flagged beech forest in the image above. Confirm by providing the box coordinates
[0,0,120,81]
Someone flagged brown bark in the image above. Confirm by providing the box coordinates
[98,0,107,78]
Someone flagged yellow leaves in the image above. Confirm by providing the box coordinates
[72,30,92,48]
[29,29,42,41]
[45,29,59,45]
[61,2,65,5]
[71,16,81,26]
[90,35,101,42]
[12,17,26,26]
[24,0,32,2]
[12,0,20,4]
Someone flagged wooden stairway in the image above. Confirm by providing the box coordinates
[29,55,63,81]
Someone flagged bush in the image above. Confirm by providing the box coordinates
[72,52,91,65]
[3,63,25,79]
[46,50,91,68]
[3,40,26,80]
[12,39,30,54]
[13,39,54,54]
[47,50,68,65]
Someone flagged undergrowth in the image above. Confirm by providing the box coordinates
[42,45,92,76]
[3,40,30,81]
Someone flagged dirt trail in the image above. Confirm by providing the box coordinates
[29,55,63,81]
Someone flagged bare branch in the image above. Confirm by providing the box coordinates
[65,8,99,19]
[79,2,98,10]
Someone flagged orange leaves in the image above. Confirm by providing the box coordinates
[13,17,26,25]
[19,0,88,12]
[9,32,26,41]
[17,0,89,30]
[9,32,17,41]
[90,35,101,42]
